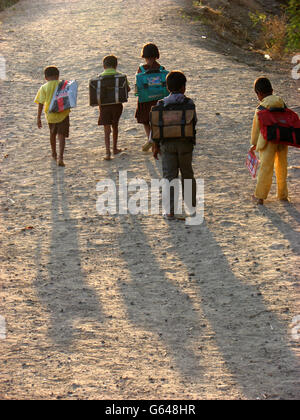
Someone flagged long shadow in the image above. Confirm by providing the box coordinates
[34,164,103,348]
[144,157,300,399]
[258,205,300,256]
[117,215,204,380]
[99,151,204,379]
[173,222,299,399]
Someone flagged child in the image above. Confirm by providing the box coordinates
[135,43,166,152]
[152,71,197,220]
[98,55,130,161]
[250,77,289,205]
[35,66,70,167]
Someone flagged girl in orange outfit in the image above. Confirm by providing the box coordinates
[250,77,289,205]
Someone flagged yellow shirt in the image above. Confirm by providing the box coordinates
[251,95,285,151]
[34,80,70,124]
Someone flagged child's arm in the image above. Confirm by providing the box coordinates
[153,142,161,160]
[126,76,131,93]
[251,110,260,147]
[37,103,43,129]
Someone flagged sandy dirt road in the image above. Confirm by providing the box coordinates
[0,0,299,400]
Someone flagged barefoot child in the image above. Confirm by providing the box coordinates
[98,55,130,161]
[250,77,289,205]
[135,43,168,152]
[35,66,70,167]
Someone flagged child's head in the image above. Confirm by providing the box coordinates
[103,55,118,69]
[141,43,160,63]
[166,71,187,94]
[254,77,273,101]
[44,66,59,81]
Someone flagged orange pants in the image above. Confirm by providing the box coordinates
[255,143,288,200]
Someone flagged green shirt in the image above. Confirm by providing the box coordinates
[101,68,119,76]
[100,68,130,88]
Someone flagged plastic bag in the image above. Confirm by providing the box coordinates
[246,148,260,179]
[49,80,78,113]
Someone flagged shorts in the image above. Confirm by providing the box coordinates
[48,116,70,138]
[98,103,123,126]
[135,100,157,124]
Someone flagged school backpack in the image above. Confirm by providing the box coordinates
[257,105,300,149]
[150,98,196,142]
[135,65,169,103]
[49,80,78,113]
[89,74,128,106]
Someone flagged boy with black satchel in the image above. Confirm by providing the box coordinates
[89,55,130,161]
[150,71,197,220]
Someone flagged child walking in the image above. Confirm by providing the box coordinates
[35,66,70,167]
[98,55,130,161]
[135,43,167,152]
[152,71,197,220]
[250,77,289,205]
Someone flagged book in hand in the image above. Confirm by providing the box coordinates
[246,148,259,179]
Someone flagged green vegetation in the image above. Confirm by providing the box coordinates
[190,0,299,59]
[286,0,300,50]
[249,0,300,57]
[0,0,19,12]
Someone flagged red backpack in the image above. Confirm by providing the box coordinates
[257,105,300,149]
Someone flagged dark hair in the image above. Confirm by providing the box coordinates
[103,55,118,69]
[166,71,187,92]
[141,43,160,59]
[254,77,273,95]
[44,66,59,78]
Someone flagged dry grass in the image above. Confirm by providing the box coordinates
[260,14,287,59]
[189,0,292,60]
[191,3,249,45]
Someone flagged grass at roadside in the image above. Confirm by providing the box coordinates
[0,0,19,12]
[187,0,299,60]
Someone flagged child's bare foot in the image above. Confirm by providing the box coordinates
[52,153,57,161]
[57,160,65,167]
[142,141,152,152]
[175,214,186,221]
[252,195,263,205]
[163,212,175,220]
[104,152,111,161]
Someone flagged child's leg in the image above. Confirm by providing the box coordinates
[178,144,196,212]
[143,123,151,139]
[274,145,288,200]
[104,125,111,160]
[112,123,122,154]
[142,123,152,152]
[57,134,66,166]
[48,123,57,159]
[255,144,276,200]
[50,131,57,159]
[161,144,179,216]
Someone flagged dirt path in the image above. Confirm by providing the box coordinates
[0,0,299,400]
